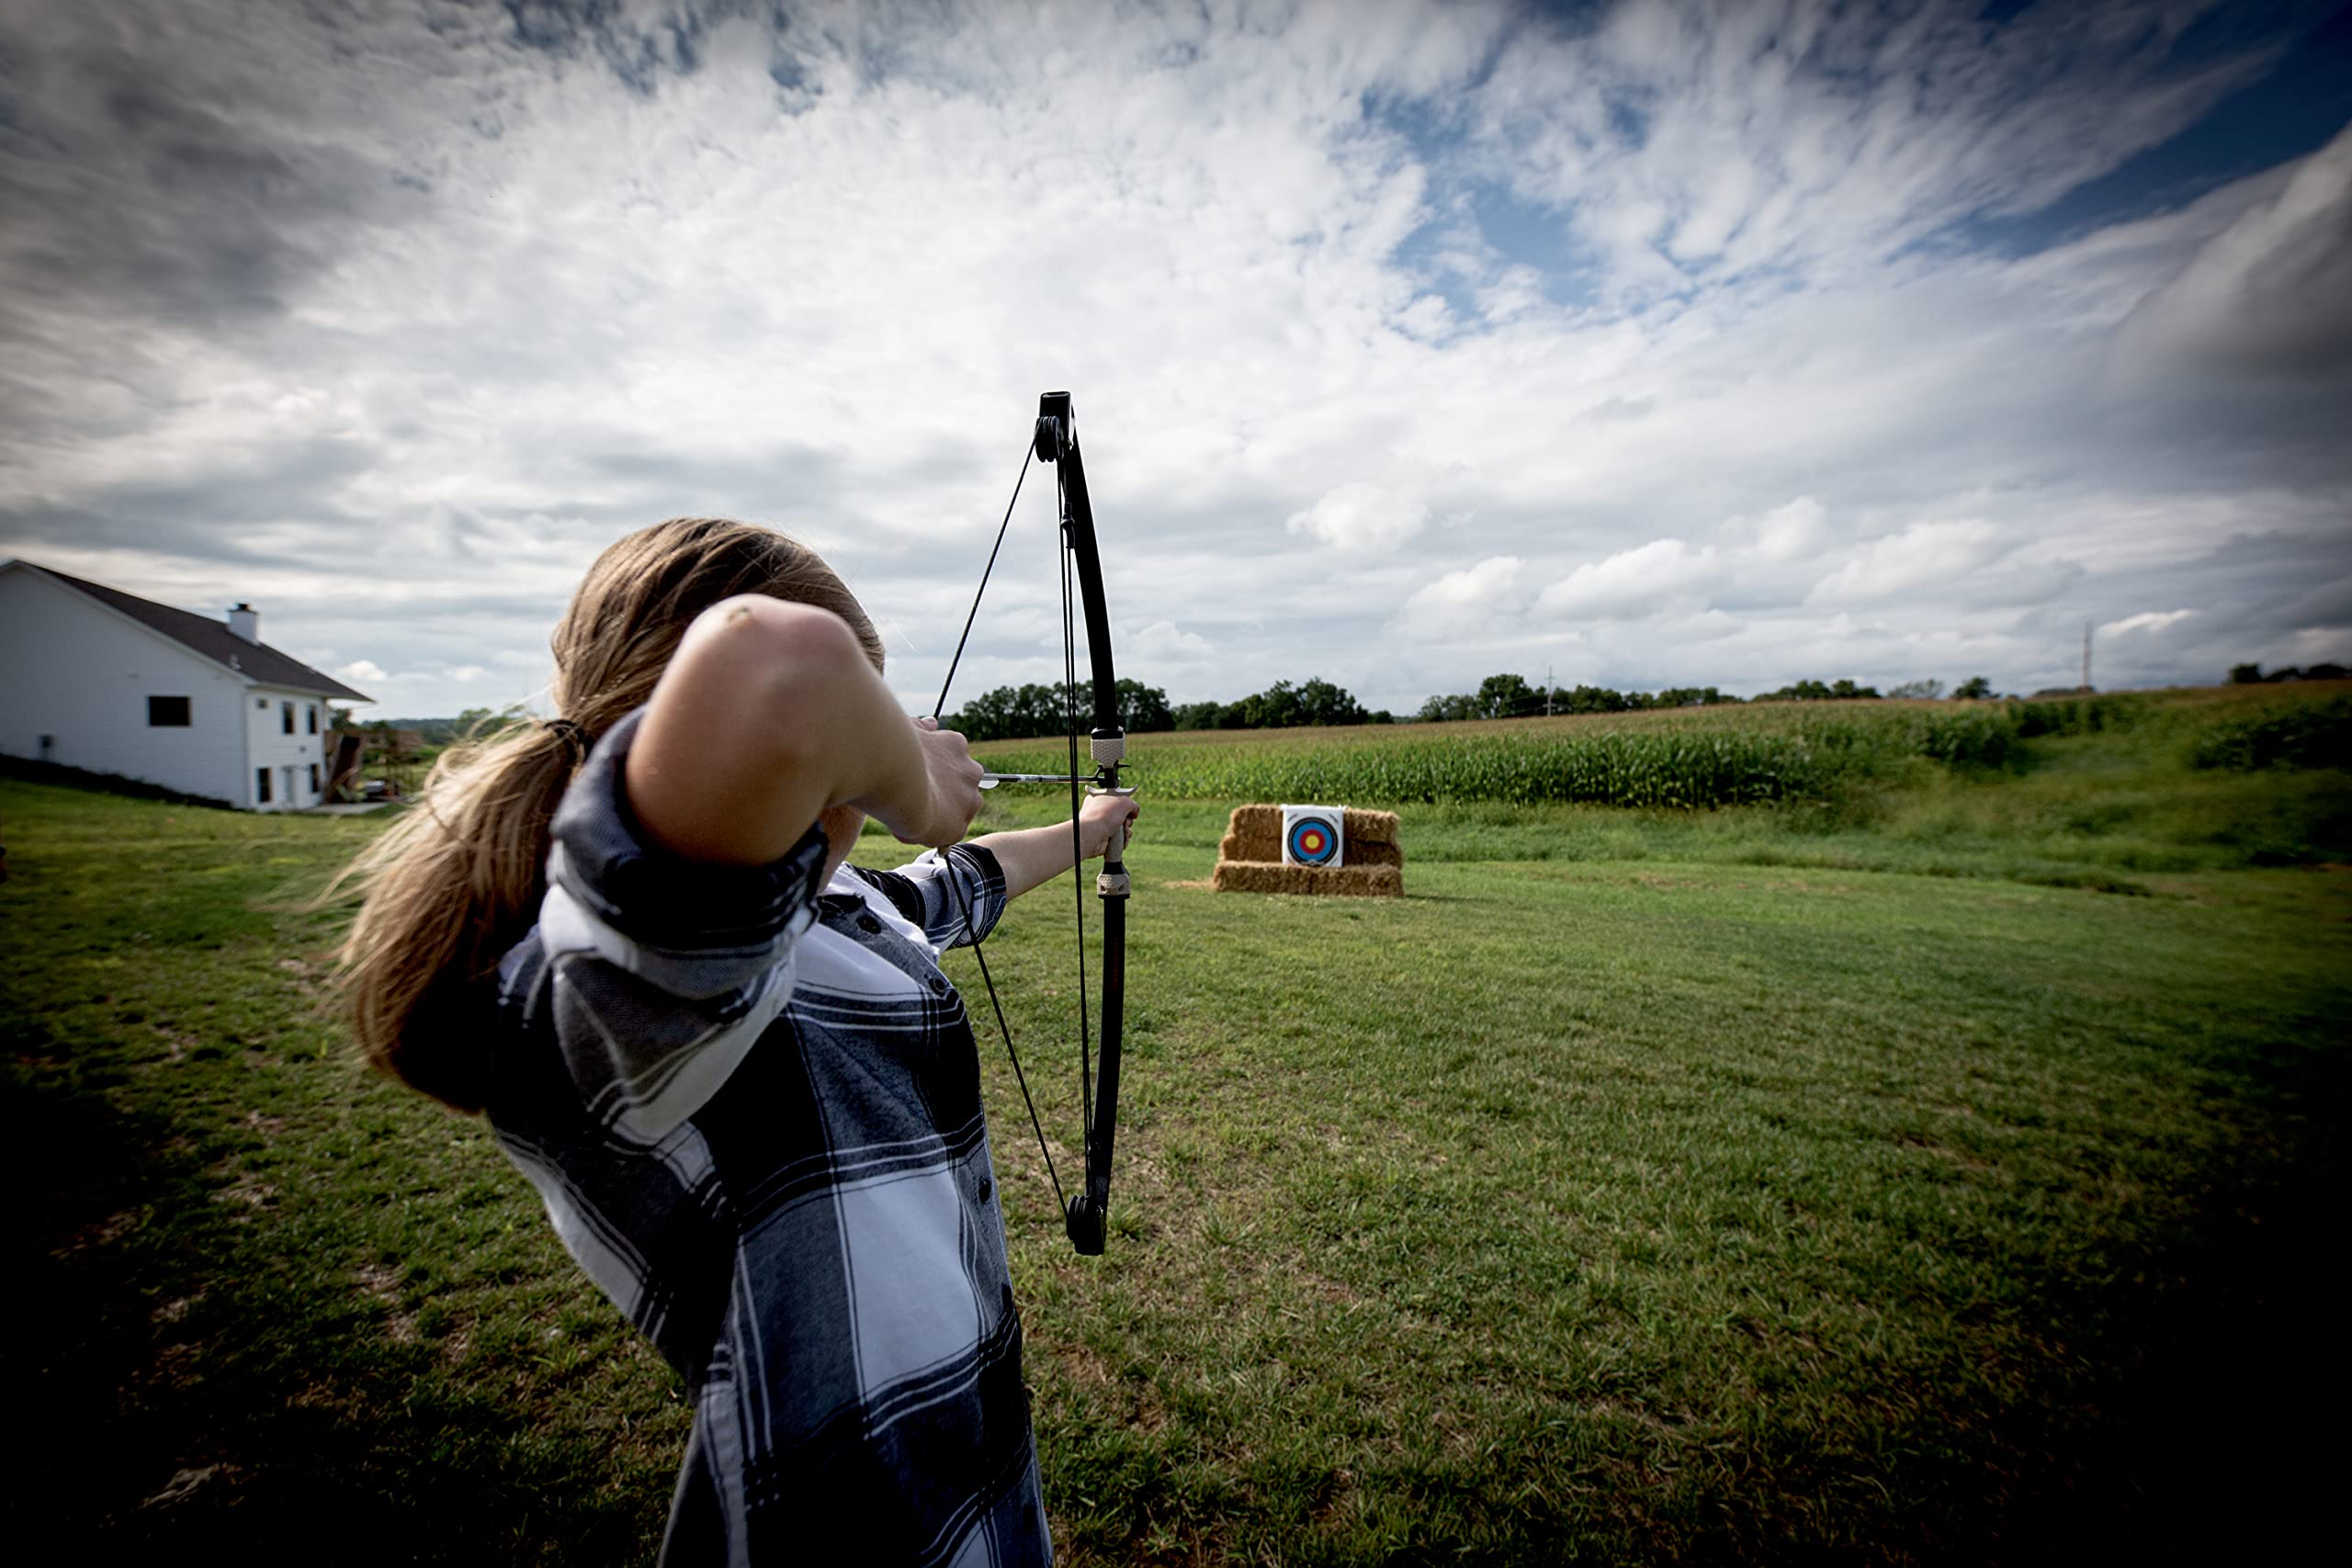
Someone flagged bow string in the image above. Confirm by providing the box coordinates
[931,390,1128,1256]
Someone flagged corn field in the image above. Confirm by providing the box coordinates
[971,685,2352,808]
[975,701,2027,807]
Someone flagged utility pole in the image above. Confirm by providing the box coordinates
[2082,621,2092,692]
[1545,663,1554,716]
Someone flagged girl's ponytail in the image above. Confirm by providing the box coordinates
[330,518,884,1111]
[334,718,581,1110]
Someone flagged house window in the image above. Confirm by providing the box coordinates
[256,697,267,710]
[310,762,322,794]
[307,705,319,734]
[256,768,273,804]
[148,696,192,727]
[281,700,295,734]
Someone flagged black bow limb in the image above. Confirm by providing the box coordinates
[933,390,1128,1256]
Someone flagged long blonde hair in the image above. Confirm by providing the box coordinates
[334,517,885,1111]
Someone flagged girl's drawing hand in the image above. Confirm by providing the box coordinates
[908,716,986,847]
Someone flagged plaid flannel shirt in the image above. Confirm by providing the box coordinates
[486,708,1050,1566]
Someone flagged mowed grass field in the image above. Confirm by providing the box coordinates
[6,687,2348,1562]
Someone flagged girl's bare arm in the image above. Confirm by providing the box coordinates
[971,791,1139,899]
[626,596,983,864]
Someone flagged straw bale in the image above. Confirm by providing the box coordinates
[1209,861,1402,897]
[1218,831,1402,868]
[1224,804,1401,845]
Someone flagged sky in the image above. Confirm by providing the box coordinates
[2,0,2348,718]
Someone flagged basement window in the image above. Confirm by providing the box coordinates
[255,768,272,804]
[148,696,191,727]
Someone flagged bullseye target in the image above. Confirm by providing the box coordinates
[1281,804,1345,868]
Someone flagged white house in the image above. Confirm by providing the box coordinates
[0,560,373,811]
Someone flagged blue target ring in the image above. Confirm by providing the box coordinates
[1287,814,1340,866]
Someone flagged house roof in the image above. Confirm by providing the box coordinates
[16,561,374,703]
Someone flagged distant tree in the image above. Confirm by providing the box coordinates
[1755,679,1881,702]
[1951,676,1993,700]
[2307,662,2348,682]
[1114,679,1172,733]
[947,682,1073,742]
[1292,677,1370,728]
[1366,710,1396,725]
[1653,686,1738,707]
[1187,676,1374,729]
[1888,679,1945,700]
[1236,680,1304,729]
[1475,672,1540,719]
[2229,662,2265,684]
[1415,693,1480,723]
[1555,683,1631,714]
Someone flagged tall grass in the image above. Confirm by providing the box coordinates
[2189,694,2352,772]
[978,684,2350,809]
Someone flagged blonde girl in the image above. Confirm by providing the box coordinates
[338,516,1135,1564]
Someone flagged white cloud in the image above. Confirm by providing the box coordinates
[2099,609,2197,638]
[1807,522,2006,606]
[1285,482,1430,552]
[339,659,389,683]
[1129,619,1213,660]
[1750,498,1830,563]
[1397,555,1521,638]
[1539,538,1721,619]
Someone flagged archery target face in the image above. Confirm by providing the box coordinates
[1282,805,1345,868]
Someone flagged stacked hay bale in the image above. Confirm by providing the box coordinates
[1211,804,1404,896]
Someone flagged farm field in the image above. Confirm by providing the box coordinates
[5,685,2347,1562]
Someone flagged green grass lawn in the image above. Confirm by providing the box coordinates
[5,719,2346,1561]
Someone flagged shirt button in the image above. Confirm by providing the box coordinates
[977,1177,992,1202]
[928,975,948,995]
[855,913,882,934]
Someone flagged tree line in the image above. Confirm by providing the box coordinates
[383,662,2352,755]
[941,670,2017,741]
[943,677,1392,740]
[2230,662,2347,684]
[1410,672,1999,720]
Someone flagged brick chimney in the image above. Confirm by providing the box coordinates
[228,603,259,643]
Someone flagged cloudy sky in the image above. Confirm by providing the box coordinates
[3,0,2348,717]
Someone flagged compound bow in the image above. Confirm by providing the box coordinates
[932,390,1128,1256]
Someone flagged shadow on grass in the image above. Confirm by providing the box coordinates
[6,1055,661,1562]
[1871,1036,2346,1566]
